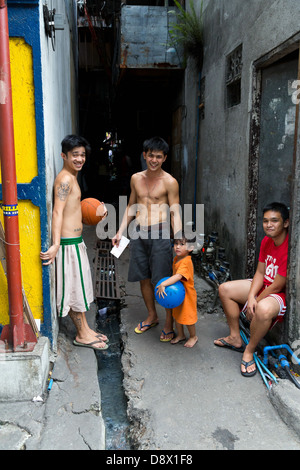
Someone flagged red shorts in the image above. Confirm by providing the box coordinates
[241,282,286,329]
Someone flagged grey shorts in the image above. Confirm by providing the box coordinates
[128,226,172,286]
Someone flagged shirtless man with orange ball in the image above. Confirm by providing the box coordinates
[40,135,108,350]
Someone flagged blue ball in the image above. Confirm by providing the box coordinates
[155,277,185,309]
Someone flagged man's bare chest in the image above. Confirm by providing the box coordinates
[137,177,168,203]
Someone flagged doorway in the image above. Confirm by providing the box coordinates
[247,45,299,274]
[256,50,298,251]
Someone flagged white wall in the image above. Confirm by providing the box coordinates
[40,0,78,192]
[39,0,78,345]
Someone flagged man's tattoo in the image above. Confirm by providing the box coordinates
[69,311,82,330]
[57,182,70,201]
[74,227,81,232]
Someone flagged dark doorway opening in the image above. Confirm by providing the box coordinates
[78,67,183,204]
[247,46,299,274]
[256,49,298,254]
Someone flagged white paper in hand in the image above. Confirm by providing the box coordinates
[110,236,130,258]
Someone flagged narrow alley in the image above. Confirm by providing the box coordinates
[114,232,300,450]
[1,0,300,453]
[2,225,300,451]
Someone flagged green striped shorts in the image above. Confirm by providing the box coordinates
[56,236,94,317]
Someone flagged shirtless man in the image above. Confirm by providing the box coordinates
[40,135,108,350]
[112,136,181,341]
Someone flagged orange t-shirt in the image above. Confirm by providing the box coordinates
[172,255,197,325]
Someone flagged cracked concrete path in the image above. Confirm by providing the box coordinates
[0,421,32,451]
[0,397,45,450]
[117,250,300,450]
[35,317,105,450]
[0,305,105,451]
[0,227,105,451]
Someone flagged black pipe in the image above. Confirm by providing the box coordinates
[284,366,300,390]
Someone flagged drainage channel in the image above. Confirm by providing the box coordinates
[95,299,133,450]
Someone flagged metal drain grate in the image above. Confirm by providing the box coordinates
[93,241,121,300]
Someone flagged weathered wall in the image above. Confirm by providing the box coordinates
[287,111,300,347]
[180,0,300,345]
[120,5,182,69]
[182,0,300,278]
[40,0,78,179]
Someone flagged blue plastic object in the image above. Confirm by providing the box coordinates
[155,277,185,309]
[263,344,300,367]
[240,329,278,390]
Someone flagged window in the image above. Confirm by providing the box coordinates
[226,44,242,108]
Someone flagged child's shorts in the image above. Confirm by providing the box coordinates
[56,236,94,317]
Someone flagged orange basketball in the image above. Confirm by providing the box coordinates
[81,198,104,225]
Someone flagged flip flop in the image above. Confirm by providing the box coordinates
[73,339,108,351]
[97,333,109,343]
[241,359,257,377]
[134,321,159,334]
[160,330,175,342]
[214,338,245,353]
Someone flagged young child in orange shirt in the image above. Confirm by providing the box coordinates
[156,232,198,348]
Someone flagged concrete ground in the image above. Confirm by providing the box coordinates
[1,225,300,450]
[0,306,105,450]
[117,246,300,450]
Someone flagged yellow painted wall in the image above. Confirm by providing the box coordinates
[0,38,43,326]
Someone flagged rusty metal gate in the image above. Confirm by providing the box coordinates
[93,241,121,300]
